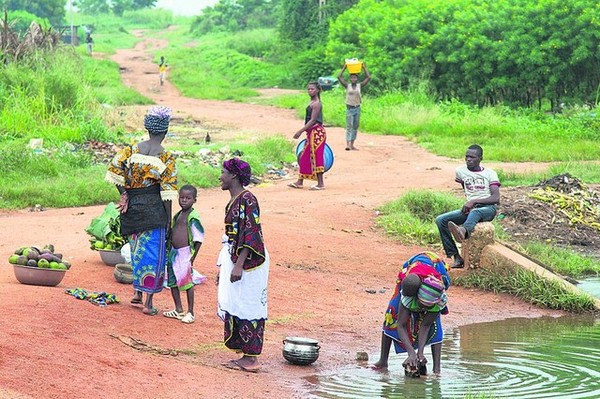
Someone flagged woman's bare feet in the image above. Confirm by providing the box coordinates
[235,355,260,372]
[370,359,388,370]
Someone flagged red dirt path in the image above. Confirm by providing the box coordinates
[0,34,563,399]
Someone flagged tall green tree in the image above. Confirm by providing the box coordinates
[74,0,110,14]
[2,0,66,25]
[74,0,157,16]
[191,0,279,35]
[327,0,600,107]
[278,0,358,45]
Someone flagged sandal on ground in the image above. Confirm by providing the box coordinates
[181,312,195,324]
[309,185,325,191]
[142,307,158,316]
[288,182,303,189]
[163,309,185,319]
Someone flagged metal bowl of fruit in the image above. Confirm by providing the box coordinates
[98,249,126,266]
[13,264,67,287]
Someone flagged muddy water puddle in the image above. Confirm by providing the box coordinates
[308,316,600,398]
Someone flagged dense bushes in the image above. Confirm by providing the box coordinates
[327,0,600,108]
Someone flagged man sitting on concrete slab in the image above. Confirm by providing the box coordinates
[435,144,500,269]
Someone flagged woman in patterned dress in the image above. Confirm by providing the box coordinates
[105,106,178,315]
[217,158,269,372]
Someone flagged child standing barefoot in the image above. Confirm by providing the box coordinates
[163,184,205,323]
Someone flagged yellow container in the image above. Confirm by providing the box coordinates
[345,58,363,74]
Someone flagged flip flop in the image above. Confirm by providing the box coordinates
[288,183,303,189]
[130,297,142,304]
[309,185,325,191]
[142,307,158,316]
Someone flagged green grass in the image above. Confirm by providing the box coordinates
[454,266,596,313]
[175,135,296,189]
[0,135,295,209]
[80,57,152,105]
[87,31,142,55]
[0,153,116,209]
[497,162,600,186]
[266,88,600,163]
[72,9,176,54]
[517,241,600,278]
[154,29,292,101]
[0,38,295,210]
[377,190,463,246]
[0,50,119,144]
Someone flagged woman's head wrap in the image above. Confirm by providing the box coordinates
[144,106,172,135]
[223,158,252,186]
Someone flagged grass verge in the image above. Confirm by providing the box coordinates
[454,266,596,313]
[265,88,600,164]
[0,135,295,209]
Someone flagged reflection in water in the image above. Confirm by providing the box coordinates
[309,316,600,399]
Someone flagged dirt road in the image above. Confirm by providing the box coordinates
[0,35,563,399]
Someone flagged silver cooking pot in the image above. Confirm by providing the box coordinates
[282,336,320,365]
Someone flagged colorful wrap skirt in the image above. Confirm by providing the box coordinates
[217,236,269,355]
[130,227,167,294]
[382,288,443,354]
[166,246,194,290]
[299,124,327,181]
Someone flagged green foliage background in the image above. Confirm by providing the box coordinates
[326,0,600,107]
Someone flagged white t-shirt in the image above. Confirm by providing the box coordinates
[455,165,500,202]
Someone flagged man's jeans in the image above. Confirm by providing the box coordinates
[435,205,497,258]
[345,106,361,141]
